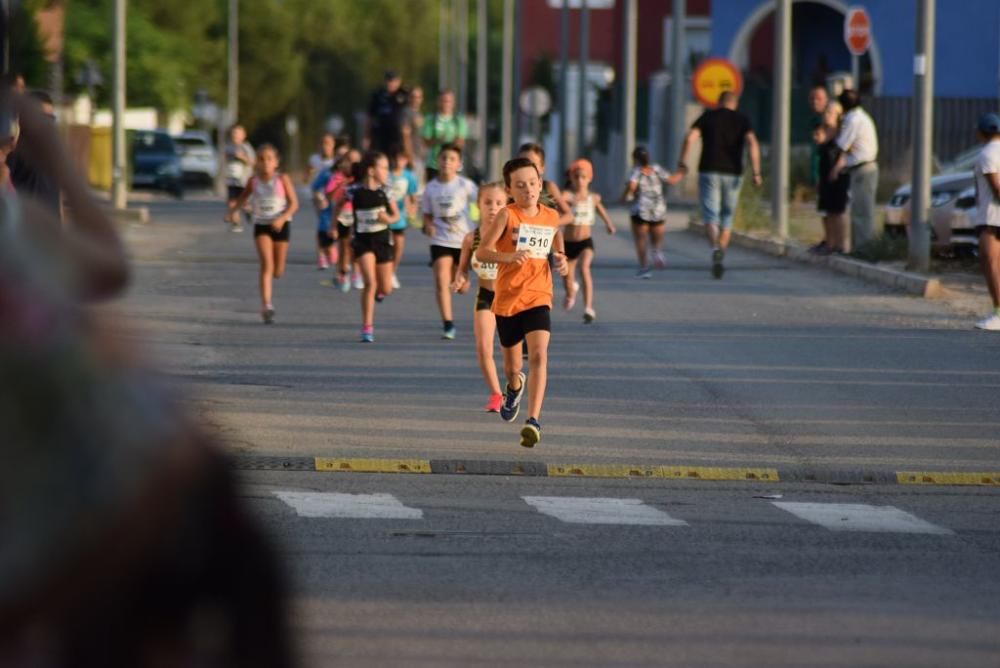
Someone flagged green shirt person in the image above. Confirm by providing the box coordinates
[422,89,467,182]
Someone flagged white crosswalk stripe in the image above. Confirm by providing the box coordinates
[273,491,423,519]
[772,502,953,534]
[521,496,688,526]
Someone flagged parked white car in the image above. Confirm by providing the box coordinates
[173,131,219,185]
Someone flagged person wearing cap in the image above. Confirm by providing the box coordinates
[830,89,879,251]
[365,70,409,155]
[973,112,1000,331]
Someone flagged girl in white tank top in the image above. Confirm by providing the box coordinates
[563,159,616,323]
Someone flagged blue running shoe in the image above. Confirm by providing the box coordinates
[442,325,457,340]
[500,371,526,422]
[519,417,541,448]
[360,327,374,343]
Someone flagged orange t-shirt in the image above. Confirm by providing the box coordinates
[492,203,560,317]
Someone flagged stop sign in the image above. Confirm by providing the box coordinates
[844,6,872,56]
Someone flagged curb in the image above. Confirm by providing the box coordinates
[687,220,943,298]
[233,455,1000,487]
[108,206,150,225]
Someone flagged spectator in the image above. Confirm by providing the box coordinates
[677,90,762,279]
[973,112,1000,331]
[422,89,467,183]
[830,89,879,251]
[365,70,409,154]
[402,85,427,189]
[808,84,829,186]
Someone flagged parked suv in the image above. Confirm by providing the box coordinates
[131,130,183,198]
[173,130,219,186]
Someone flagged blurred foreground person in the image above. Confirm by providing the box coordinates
[0,93,294,667]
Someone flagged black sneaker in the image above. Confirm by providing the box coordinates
[711,249,725,279]
[262,307,276,324]
[519,417,542,448]
[500,371,526,422]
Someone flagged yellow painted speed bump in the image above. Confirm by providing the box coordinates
[314,458,432,474]
[546,464,779,481]
[897,471,1000,486]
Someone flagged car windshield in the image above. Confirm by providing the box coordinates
[175,137,209,148]
[941,145,980,173]
[134,133,174,152]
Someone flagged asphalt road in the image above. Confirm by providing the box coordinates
[110,194,1000,666]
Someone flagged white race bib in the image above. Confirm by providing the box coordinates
[471,255,498,280]
[256,196,283,218]
[225,161,245,181]
[355,207,387,233]
[572,199,595,226]
[515,223,556,259]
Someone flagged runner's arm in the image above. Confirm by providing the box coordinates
[379,198,399,225]
[476,209,528,266]
[594,195,616,234]
[276,174,299,227]
[451,232,473,293]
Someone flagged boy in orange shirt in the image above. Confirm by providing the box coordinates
[476,157,569,447]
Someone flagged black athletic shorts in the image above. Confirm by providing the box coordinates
[564,238,594,260]
[336,222,352,239]
[351,229,394,263]
[430,244,462,264]
[631,215,665,226]
[976,225,1000,241]
[253,221,290,242]
[227,185,244,202]
[475,286,495,312]
[317,230,335,248]
[495,305,551,348]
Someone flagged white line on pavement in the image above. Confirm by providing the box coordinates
[772,502,953,534]
[273,491,423,519]
[522,496,689,526]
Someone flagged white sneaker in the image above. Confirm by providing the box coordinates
[352,273,364,290]
[974,314,1000,331]
[391,273,401,289]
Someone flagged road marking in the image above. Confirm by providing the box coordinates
[897,471,1000,486]
[772,502,952,534]
[273,491,423,519]
[546,464,779,481]
[522,496,688,526]
[314,458,432,474]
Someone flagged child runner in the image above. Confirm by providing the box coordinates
[386,147,418,289]
[226,144,298,323]
[328,149,363,292]
[621,146,683,279]
[476,157,569,447]
[421,143,478,340]
[331,151,399,342]
[451,182,507,412]
[517,142,572,222]
[562,158,616,323]
[310,159,339,270]
[223,124,255,232]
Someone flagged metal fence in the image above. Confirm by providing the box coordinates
[866,96,998,179]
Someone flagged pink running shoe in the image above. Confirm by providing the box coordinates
[484,393,503,413]
[317,253,329,270]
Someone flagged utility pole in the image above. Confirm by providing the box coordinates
[111,0,127,210]
[457,0,468,116]
[909,0,935,272]
[511,0,522,148]
[576,0,589,158]
[439,0,449,91]
[228,0,238,125]
[621,0,637,177]
[557,0,570,179]
[476,0,487,175]
[667,0,685,170]
[500,0,513,162]
[771,0,791,238]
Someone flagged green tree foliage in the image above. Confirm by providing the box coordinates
[7,0,51,88]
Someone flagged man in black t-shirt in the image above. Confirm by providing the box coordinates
[677,91,761,278]
[365,70,409,154]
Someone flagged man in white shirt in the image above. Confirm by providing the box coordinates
[973,112,1000,331]
[831,89,879,251]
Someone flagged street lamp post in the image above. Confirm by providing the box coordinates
[111,0,127,210]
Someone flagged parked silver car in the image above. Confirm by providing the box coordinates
[883,146,979,250]
[174,130,219,186]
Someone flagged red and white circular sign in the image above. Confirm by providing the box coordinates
[844,6,872,56]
